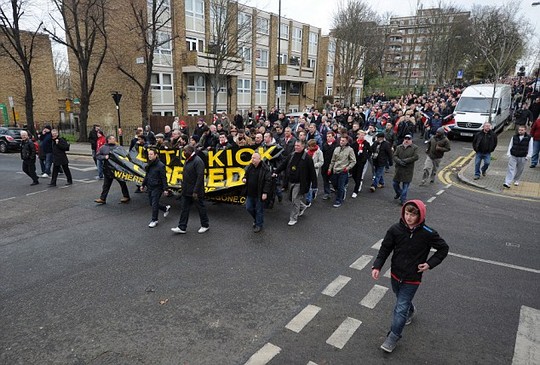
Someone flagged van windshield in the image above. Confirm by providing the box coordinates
[455,97,498,114]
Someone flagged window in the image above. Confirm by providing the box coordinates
[237,79,251,105]
[187,74,205,104]
[151,73,173,105]
[325,86,333,96]
[289,55,300,66]
[187,110,206,116]
[289,82,300,95]
[241,46,252,65]
[257,17,269,34]
[238,11,252,28]
[255,80,267,106]
[256,49,268,68]
[185,0,204,32]
[308,31,318,54]
[148,0,170,25]
[186,37,204,52]
[154,31,172,66]
[326,64,334,76]
[307,58,316,69]
[278,53,288,65]
[292,27,302,52]
[328,40,336,53]
[280,23,289,39]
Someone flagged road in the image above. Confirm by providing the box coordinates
[0,137,538,365]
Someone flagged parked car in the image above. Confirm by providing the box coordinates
[0,127,24,153]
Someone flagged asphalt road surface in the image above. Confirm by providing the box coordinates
[1,138,538,365]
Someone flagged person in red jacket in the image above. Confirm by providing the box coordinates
[529,117,540,168]
[372,200,449,353]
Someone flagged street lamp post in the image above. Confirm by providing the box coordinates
[112,92,123,146]
[277,0,281,112]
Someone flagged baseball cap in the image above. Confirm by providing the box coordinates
[404,134,412,139]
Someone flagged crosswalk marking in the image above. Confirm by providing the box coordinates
[360,284,389,309]
[244,343,281,365]
[512,306,540,365]
[307,362,318,365]
[427,196,437,203]
[326,317,362,349]
[383,268,391,278]
[322,275,351,297]
[350,255,373,271]
[436,189,445,195]
[285,305,321,333]
[371,239,383,250]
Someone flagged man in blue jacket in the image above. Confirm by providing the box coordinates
[372,200,449,353]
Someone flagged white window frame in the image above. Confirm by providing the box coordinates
[151,72,174,105]
[307,58,316,69]
[186,36,204,52]
[325,86,333,96]
[255,80,267,106]
[240,46,252,65]
[257,17,269,34]
[185,0,204,32]
[154,31,172,66]
[237,78,251,105]
[328,40,336,53]
[256,49,268,68]
[308,31,318,54]
[326,64,334,76]
[278,53,288,65]
[292,27,302,52]
[280,23,289,39]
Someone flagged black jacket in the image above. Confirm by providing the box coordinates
[321,141,338,172]
[276,151,318,194]
[243,161,272,198]
[371,140,393,167]
[473,130,498,153]
[20,139,36,161]
[97,143,120,178]
[350,139,371,165]
[52,137,70,165]
[181,154,205,197]
[143,158,168,190]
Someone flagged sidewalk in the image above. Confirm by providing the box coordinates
[458,127,540,200]
[67,142,94,157]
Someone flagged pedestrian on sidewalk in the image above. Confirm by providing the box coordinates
[48,129,73,187]
[529,117,540,168]
[20,130,40,186]
[171,145,209,234]
[472,123,498,180]
[242,152,272,233]
[141,148,170,228]
[94,135,131,205]
[372,200,449,353]
[393,135,419,205]
[503,125,533,188]
[420,127,451,185]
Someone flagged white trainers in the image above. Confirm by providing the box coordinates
[171,227,186,234]
[288,220,297,226]
[351,192,358,199]
[148,221,158,228]
[198,226,209,234]
[41,173,49,178]
[514,181,520,186]
[163,205,171,217]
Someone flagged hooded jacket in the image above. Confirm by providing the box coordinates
[372,200,449,283]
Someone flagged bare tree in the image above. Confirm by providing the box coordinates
[0,0,43,137]
[206,0,252,114]
[45,0,108,142]
[332,0,378,106]
[112,0,172,127]
[470,2,530,122]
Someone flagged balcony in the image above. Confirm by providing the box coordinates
[181,50,244,76]
[273,64,314,83]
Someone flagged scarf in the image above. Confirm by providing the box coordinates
[307,145,318,157]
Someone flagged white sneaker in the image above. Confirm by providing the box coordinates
[163,205,171,217]
[288,220,297,226]
[41,173,49,178]
[514,181,520,186]
[351,192,358,199]
[148,221,158,228]
[198,226,209,234]
[171,227,186,234]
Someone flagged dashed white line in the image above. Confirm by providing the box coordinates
[322,275,351,297]
[360,284,389,309]
[350,255,373,271]
[436,189,445,195]
[371,239,383,250]
[244,343,281,365]
[445,184,452,189]
[26,189,48,196]
[512,306,540,365]
[307,362,318,365]
[285,305,321,333]
[449,252,540,274]
[427,196,437,203]
[0,196,16,202]
[326,317,362,349]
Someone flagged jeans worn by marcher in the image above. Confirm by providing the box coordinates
[372,166,385,188]
[390,277,419,337]
[40,153,53,175]
[148,187,167,221]
[246,195,264,228]
[392,181,410,205]
[531,140,540,167]
[333,172,349,205]
[474,152,491,177]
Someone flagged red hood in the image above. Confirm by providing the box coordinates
[401,199,426,227]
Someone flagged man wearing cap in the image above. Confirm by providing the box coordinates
[393,135,419,205]
[370,132,393,193]
[420,127,451,185]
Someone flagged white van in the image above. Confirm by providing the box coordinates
[451,84,512,138]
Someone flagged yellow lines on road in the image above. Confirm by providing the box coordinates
[438,151,475,185]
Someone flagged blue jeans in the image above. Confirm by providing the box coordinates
[246,195,264,228]
[148,187,167,221]
[322,172,332,195]
[474,152,491,177]
[40,152,53,175]
[390,277,419,337]
[333,172,349,205]
[393,180,410,204]
[372,166,385,187]
[531,140,540,167]
[97,159,104,178]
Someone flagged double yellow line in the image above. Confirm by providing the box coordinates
[438,151,475,185]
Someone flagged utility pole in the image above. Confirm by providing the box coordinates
[112,92,123,146]
[277,0,281,112]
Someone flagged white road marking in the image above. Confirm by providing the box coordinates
[26,189,48,196]
[322,275,351,297]
[436,189,445,195]
[371,239,383,250]
[360,285,389,309]
[383,268,391,278]
[60,185,70,189]
[285,305,321,333]
[326,317,362,349]
[307,362,318,365]
[69,166,96,172]
[244,343,281,365]
[350,255,373,271]
[449,252,540,274]
[0,196,16,202]
[427,196,437,203]
[512,306,540,365]
[445,184,452,189]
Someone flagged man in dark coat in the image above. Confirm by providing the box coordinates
[393,135,419,205]
[48,129,73,186]
[38,125,53,177]
[171,145,209,234]
[141,148,170,227]
[472,122,498,179]
[94,135,131,204]
[20,130,40,185]
[420,127,451,185]
[88,124,100,166]
[370,132,393,193]
[321,131,338,200]
[275,140,318,226]
[243,152,272,233]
